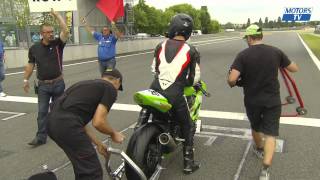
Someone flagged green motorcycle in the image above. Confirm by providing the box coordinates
[125,81,210,180]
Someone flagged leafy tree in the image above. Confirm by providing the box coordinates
[39,12,58,26]
[132,2,220,35]
[133,4,148,33]
[14,0,31,28]
[208,20,220,33]
[308,21,320,26]
[199,7,211,34]
[258,18,263,28]
[225,22,234,29]
[8,0,59,28]
[268,20,274,28]
[165,4,201,29]
[246,18,251,27]
[264,17,269,28]
[277,16,282,28]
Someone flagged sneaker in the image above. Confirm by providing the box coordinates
[259,168,270,180]
[253,146,264,159]
[28,138,46,147]
[0,92,7,97]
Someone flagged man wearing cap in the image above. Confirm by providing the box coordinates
[46,68,125,180]
[227,24,298,180]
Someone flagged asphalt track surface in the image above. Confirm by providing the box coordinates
[0,32,320,180]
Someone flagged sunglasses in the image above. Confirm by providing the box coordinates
[42,31,54,34]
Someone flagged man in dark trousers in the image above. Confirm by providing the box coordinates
[23,9,69,146]
[228,24,298,180]
[0,39,6,97]
[149,14,201,174]
[81,17,122,74]
[47,68,125,180]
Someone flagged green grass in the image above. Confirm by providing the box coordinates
[300,33,320,60]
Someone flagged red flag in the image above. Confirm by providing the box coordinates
[114,0,124,20]
[96,0,124,21]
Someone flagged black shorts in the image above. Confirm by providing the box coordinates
[245,104,281,136]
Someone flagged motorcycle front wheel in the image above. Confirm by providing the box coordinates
[125,124,162,180]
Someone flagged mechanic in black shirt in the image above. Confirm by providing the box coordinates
[47,68,125,180]
[23,9,69,146]
[228,24,298,180]
[150,14,201,174]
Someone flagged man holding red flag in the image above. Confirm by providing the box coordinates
[82,18,122,74]
[82,0,123,74]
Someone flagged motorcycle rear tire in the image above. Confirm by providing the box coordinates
[125,124,162,180]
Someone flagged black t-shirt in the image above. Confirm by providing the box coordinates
[231,44,291,106]
[57,79,117,125]
[28,38,65,80]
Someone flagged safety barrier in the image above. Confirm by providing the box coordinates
[4,38,164,69]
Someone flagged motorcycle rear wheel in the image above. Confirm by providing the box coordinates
[125,124,162,180]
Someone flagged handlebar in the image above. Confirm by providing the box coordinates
[194,82,211,97]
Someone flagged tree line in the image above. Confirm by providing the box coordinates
[224,16,320,29]
[9,0,220,35]
[133,0,220,35]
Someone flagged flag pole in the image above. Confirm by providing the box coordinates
[84,6,96,18]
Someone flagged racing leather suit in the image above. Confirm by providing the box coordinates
[150,39,200,147]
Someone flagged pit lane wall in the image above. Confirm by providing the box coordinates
[4,38,164,69]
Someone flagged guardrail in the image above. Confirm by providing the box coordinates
[4,37,164,69]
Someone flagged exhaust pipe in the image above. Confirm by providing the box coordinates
[159,133,177,152]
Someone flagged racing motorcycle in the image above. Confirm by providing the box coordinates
[124,81,210,180]
[28,81,209,180]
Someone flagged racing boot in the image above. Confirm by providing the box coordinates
[134,108,150,130]
[183,146,200,174]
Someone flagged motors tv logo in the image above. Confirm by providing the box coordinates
[282,7,312,21]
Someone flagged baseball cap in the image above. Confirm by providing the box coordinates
[102,68,123,91]
[244,24,262,38]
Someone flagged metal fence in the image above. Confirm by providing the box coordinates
[0,24,159,49]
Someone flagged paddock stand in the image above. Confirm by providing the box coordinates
[280,68,307,117]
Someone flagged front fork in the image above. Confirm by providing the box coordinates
[184,95,202,134]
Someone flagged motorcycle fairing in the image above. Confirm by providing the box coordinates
[134,89,172,113]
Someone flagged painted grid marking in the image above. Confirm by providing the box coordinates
[0,110,26,121]
[1,96,319,128]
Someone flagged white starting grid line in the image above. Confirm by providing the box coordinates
[0,95,296,179]
[1,95,320,128]
[0,110,26,121]
[1,95,293,179]
[0,94,316,178]
[0,95,308,179]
